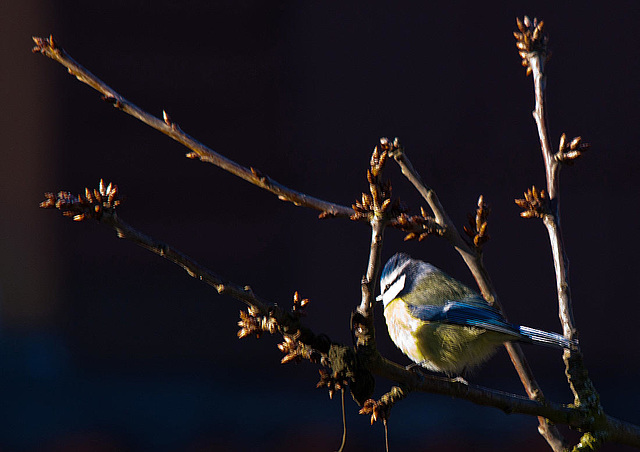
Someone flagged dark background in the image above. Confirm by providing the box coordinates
[2,1,639,451]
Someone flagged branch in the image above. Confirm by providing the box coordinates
[42,183,640,449]
[514,16,620,451]
[386,140,495,300]
[387,140,568,450]
[39,188,578,422]
[349,142,392,405]
[39,183,322,346]
[31,35,353,219]
[357,142,391,316]
[515,17,578,342]
[371,358,580,424]
[367,346,640,450]
[515,14,598,396]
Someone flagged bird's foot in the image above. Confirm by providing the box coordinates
[404,362,420,371]
[451,375,468,385]
[404,362,429,383]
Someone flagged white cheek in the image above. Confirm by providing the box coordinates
[382,274,406,306]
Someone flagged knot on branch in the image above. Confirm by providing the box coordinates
[392,207,443,242]
[463,195,491,250]
[315,344,374,405]
[237,306,277,339]
[556,133,590,165]
[514,16,549,75]
[359,386,408,424]
[40,179,121,222]
[515,186,549,219]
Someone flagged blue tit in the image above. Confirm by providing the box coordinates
[377,253,575,375]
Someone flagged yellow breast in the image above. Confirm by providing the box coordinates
[383,298,504,374]
[383,298,427,365]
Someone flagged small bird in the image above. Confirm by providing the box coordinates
[378,253,575,375]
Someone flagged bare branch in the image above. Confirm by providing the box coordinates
[40,183,314,339]
[41,182,583,425]
[515,16,580,342]
[38,182,560,416]
[514,15,613,450]
[387,140,496,299]
[351,140,391,406]
[372,358,580,424]
[31,35,353,219]
[353,138,393,317]
[388,132,567,450]
[40,177,640,448]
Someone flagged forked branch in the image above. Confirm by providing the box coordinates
[387,140,567,450]
[515,15,610,450]
[39,181,593,427]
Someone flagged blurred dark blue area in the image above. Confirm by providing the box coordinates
[2,1,640,450]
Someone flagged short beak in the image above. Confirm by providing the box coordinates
[375,294,383,302]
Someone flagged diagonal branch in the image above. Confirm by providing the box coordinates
[388,141,568,450]
[40,184,313,341]
[40,175,640,449]
[31,35,353,219]
[387,143,495,298]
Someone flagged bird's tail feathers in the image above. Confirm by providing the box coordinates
[518,326,578,350]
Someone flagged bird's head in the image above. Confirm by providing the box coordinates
[377,253,413,308]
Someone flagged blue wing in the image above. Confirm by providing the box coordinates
[407,300,521,337]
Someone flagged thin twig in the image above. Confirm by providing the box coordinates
[31,35,353,218]
[336,388,347,452]
[526,40,577,342]
[358,217,386,316]
[356,140,391,330]
[383,419,389,452]
[516,17,578,342]
[387,143,495,300]
[351,146,389,412]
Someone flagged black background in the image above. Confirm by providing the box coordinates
[2,1,639,451]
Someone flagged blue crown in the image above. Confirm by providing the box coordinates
[380,253,411,281]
